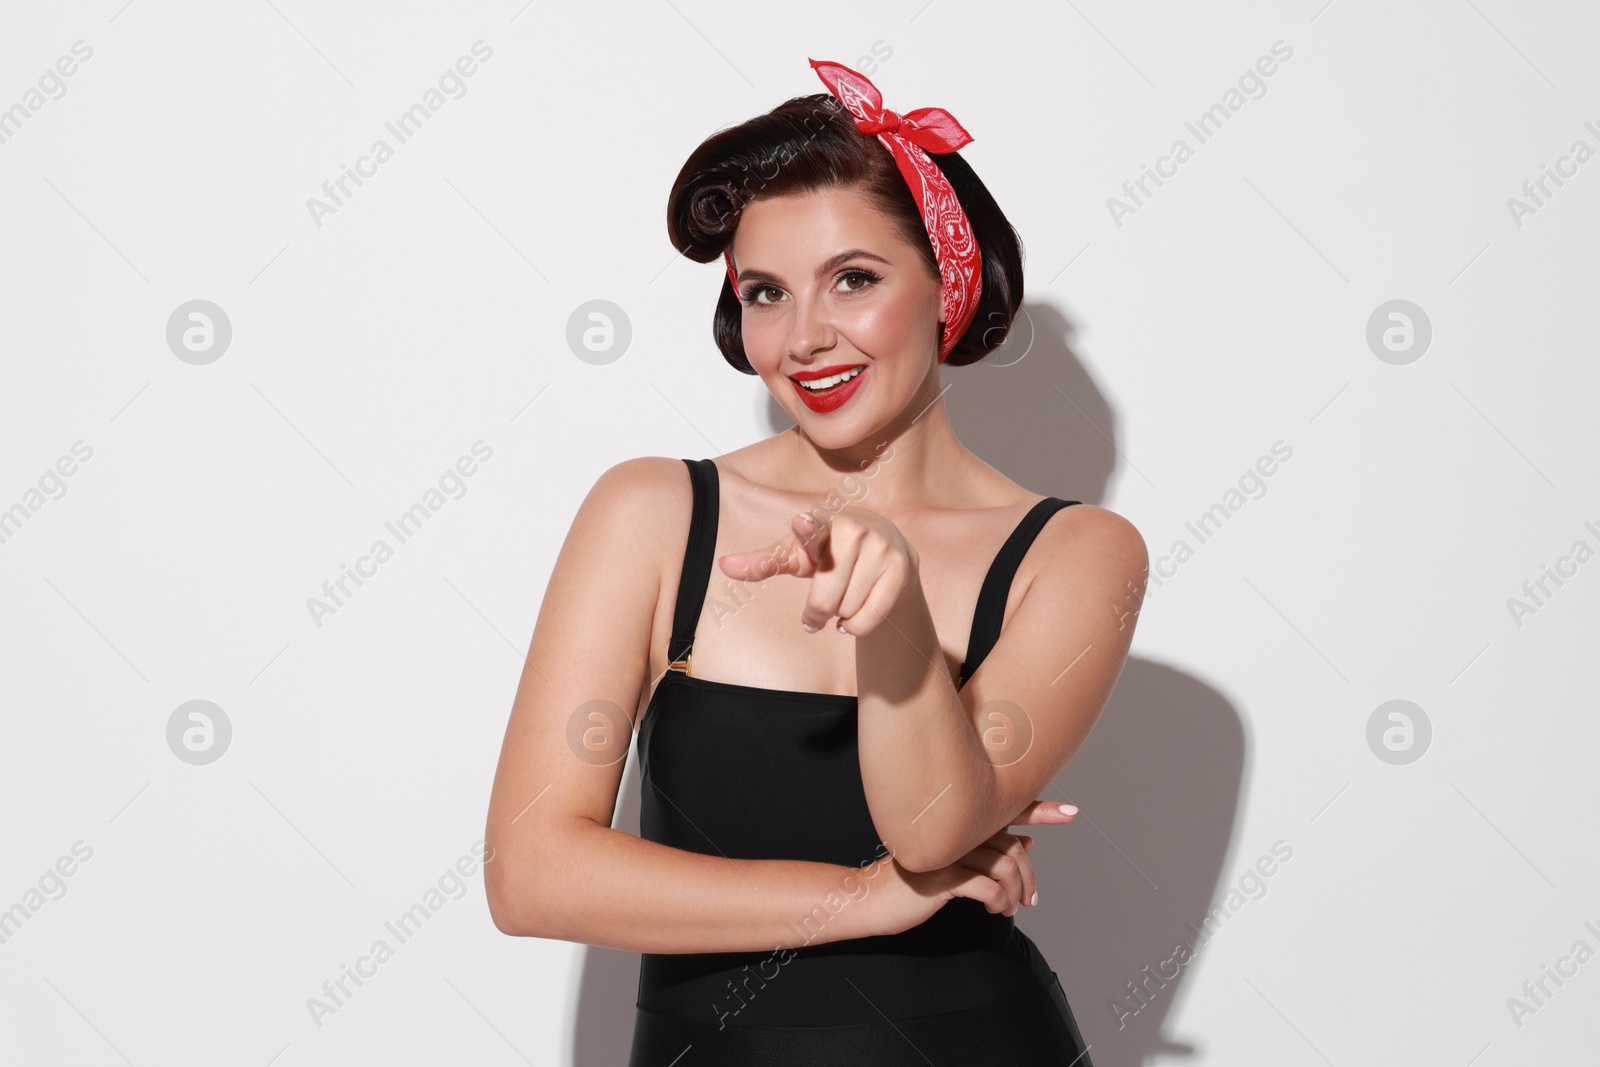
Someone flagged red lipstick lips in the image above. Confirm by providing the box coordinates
[789,363,868,413]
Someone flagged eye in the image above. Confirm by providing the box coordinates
[837,268,882,293]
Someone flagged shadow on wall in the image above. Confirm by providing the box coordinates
[568,300,1246,1067]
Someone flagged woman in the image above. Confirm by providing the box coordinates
[485,58,1147,1064]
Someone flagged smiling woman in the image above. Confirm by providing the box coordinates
[484,57,1146,1066]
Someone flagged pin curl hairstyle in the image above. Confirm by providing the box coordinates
[666,92,1025,373]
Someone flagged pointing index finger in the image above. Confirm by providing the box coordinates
[718,534,808,582]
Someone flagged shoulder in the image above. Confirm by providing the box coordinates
[574,456,694,538]
[1035,502,1148,582]
[1013,503,1148,638]
[586,455,692,504]
[553,457,697,614]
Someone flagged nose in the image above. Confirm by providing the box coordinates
[785,291,837,361]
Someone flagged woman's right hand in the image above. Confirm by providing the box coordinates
[867,830,1040,937]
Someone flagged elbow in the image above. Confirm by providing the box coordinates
[883,805,995,873]
[883,833,960,874]
[879,788,994,874]
[485,878,534,937]
[890,851,940,874]
[484,854,550,938]
[893,847,961,875]
[484,818,596,939]
[487,901,529,938]
[488,889,558,940]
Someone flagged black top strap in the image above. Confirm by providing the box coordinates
[667,458,719,665]
[958,498,1081,687]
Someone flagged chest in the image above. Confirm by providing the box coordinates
[679,509,1028,696]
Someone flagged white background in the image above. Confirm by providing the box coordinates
[1,1,1596,1064]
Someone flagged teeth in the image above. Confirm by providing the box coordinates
[796,366,864,392]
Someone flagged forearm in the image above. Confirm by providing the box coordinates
[855,574,997,871]
[488,819,890,953]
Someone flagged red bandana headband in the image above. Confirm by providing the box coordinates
[721,57,983,363]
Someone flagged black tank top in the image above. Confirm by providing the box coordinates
[631,457,1093,1063]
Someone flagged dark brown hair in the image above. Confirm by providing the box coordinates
[666,92,1025,373]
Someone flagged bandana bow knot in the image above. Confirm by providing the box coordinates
[855,110,904,136]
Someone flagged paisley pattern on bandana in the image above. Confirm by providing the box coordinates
[721,58,984,363]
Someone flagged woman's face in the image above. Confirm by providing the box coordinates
[728,187,943,446]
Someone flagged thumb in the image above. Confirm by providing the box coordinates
[789,509,829,567]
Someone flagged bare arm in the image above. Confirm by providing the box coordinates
[483,458,890,953]
[855,505,1149,872]
[508,819,895,953]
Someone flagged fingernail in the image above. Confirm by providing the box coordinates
[1058,803,1077,816]
[1030,890,1038,906]
[837,622,848,634]
[802,621,818,633]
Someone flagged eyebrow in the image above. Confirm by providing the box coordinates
[733,249,893,288]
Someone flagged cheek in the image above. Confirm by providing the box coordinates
[741,312,785,370]
[842,297,927,352]
[847,303,895,338]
